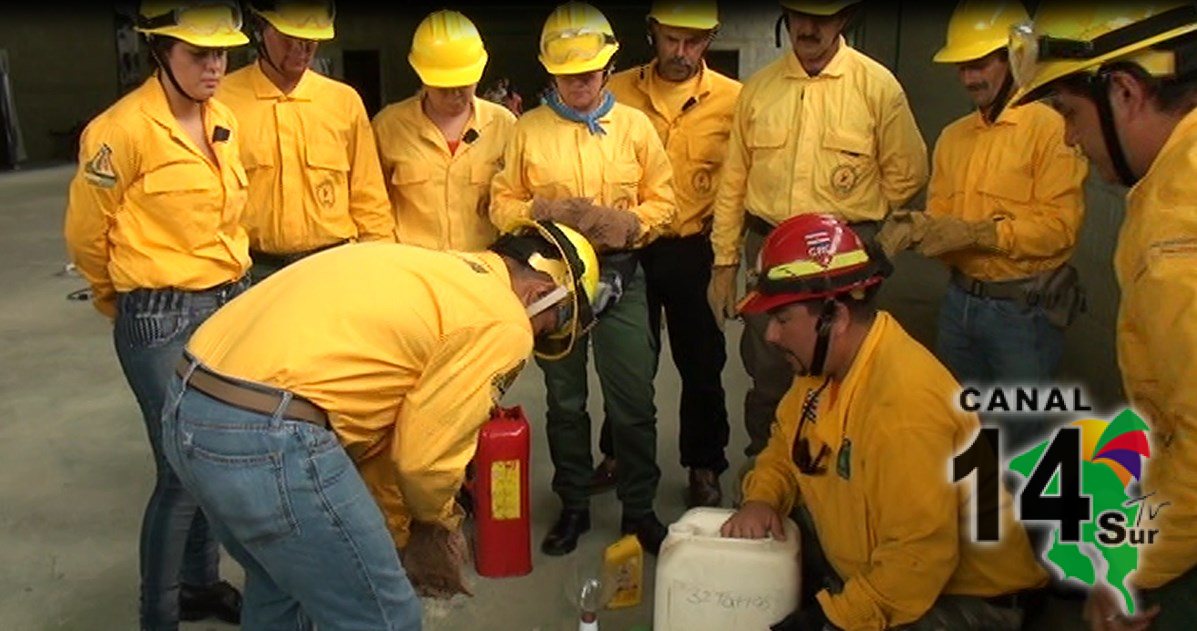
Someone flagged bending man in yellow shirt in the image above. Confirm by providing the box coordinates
[706,0,928,460]
[219,0,394,280]
[602,0,741,508]
[1011,2,1197,627]
[721,215,1047,630]
[161,221,600,629]
[374,10,515,252]
[63,2,251,627]
[878,0,1087,452]
[490,1,678,556]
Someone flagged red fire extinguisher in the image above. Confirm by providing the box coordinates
[468,405,532,577]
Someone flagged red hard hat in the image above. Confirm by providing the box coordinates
[738,214,890,315]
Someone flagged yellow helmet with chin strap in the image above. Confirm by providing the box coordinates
[1010,2,1197,106]
[248,1,335,41]
[648,0,720,31]
[409,10,489,88]
[490,220,601,360]
[934,0,1030,64]
[539,2,620,76]
[136,0,249,48]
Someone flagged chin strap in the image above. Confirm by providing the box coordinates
[1090,74,1139,187]
[806,299,838,378]
[148,38,204,104]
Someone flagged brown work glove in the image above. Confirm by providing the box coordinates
[400,521,473,599]
[529,197,640,251]
[530,196,591,223]
[876,210,931,259]
[707,265,739,330]
[915,216,1000,257]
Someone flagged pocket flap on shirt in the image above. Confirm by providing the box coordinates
[603,161,641,184]
[822,129,874,157]
[305,143,350,172]
[142,162,216,194]
[978,171,1034,203]
[391,161,432,185]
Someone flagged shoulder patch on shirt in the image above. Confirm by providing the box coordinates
[83,144,117,189]
[491,359,526,401]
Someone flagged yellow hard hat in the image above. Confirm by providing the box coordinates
[249,1,335,41]
[933,0,1030,64]
[494,220,601,360]
[539,2,620,75]
[1011,2,1197,105]
[136,1,249,48]
[648,0,720,31]
[779,0,860,16]
[409,10,489,88]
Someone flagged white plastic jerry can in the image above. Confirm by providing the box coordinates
[653,507,801,631]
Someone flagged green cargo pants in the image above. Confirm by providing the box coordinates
[537,265,660,518]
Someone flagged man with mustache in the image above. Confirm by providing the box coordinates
[598,0,741,508]
[706,0,928,469]
[721,214,1048,630]
[218,0,394,281]
[877,0,1087,453]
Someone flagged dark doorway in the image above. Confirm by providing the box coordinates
[342,49,382,118]
[706,49,740,81]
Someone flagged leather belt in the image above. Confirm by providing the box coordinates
[175,357,328,428]
[251,240,350,268]
[950,268,1034,302]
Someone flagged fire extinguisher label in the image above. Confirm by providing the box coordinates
[490,459,521,520]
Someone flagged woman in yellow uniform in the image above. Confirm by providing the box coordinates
[490,1,677,556]
[62,2,250,628]
[373,10,516,251]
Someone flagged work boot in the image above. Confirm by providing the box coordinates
[541,509,590,556]
[621,512,669,556]
[179,579,242,624]
[589,456,617,495]
[687,468,723,508]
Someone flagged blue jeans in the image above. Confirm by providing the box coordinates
[936,283,1065,452]
[162,368,422,630]
[113,280,247,630]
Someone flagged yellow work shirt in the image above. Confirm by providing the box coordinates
[926,101,1087,281]
[373,95,516,250]
[608,61,741,238]
[187,242,533,547]
[217,64,394,254]
[744,312,1047,629]
[63,75,251,318]
[489,101,677,248]
[1115,108,1197,590]
[710,40,929,266]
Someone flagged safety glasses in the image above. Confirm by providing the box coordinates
[139,1,244,37]
[541,28,618,67]
[792,377,832,476]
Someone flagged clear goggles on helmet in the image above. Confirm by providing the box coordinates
[139,1,244,38]
[541,28,617,67]
[259,2,336,32]
[1010,4,1197,88]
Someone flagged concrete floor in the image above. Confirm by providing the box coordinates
[0,165,1091,629]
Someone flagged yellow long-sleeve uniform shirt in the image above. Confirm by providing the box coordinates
[217,64,394,254]
[373,95,516,250]
[744,312,1047,629]
[63,75,251,318]
[489,102,677,247]
[926,101,1087,281]
[187,242,533,547]
[608,61,741,238]
[710,40,928,265]
[1116,108,1197,590]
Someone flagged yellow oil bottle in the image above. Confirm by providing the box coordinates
[602,534,643,610]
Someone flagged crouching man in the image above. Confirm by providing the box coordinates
[721,214,1048,630]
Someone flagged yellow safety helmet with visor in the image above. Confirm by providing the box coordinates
[648,0,720,31]
[409,10,489,88]
[1010,2,1197,105]
[136,0,249,48]
[248,1,336,41]
[490,220,601,360]
[539,2,620,76]
[933,0,1030,64]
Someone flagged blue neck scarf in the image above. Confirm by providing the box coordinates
[544,88,615,136]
